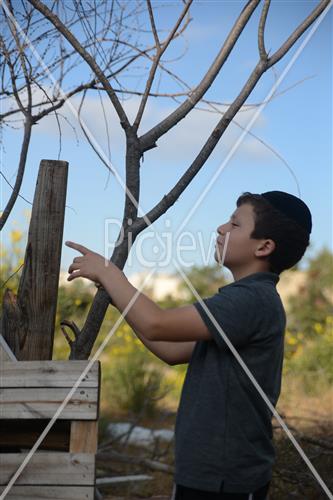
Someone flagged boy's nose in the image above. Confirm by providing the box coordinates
[217,223,227,235]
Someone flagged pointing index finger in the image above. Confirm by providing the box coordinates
[65,241,89,255]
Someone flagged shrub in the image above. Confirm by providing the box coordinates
[284,316,333,395]
[107,348,172,418]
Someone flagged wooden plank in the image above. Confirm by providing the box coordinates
[0,485,94,499]
[0,452,95,485]
[0,360,100,388]
[0,335,17,362]
[0,419,70,451]
[70,421,98,453]
[0,388,98,419]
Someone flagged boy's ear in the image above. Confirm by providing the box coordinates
[255,239,276,257]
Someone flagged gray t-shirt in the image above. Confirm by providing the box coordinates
[174,271,286,493]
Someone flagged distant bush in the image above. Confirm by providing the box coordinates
[284,316,333,395]
[287,248,333,338]
[56,282,93,324]
[99,327,172,418]
[0,228,25,303]
[108,349,171,417]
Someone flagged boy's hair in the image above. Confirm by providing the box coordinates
[236,192,310,274]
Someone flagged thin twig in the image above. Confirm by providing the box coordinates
[146,0,161,50]
[77,89,114,174]
[28,0,131,130]
[133,0,192,130]
[0,170,32,205]
[0,263,24,290]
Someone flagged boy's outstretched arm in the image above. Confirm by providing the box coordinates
[66,241,211,343]
[131,327,197,366]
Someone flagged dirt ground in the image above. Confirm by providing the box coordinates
[97,390,333,499]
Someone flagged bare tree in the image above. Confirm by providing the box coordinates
[1,0,330,360]
[0,0,191,228]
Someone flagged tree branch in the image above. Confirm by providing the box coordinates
[0,2,34,230]
[146,0,161,50]
[267,0,330,69]
[258,0,270,61]
[135,60,267,232]
[135,0,328,231]
[132,0,192,131]
[0,117,32,230]
[6,0,32,105]
[2,74,313,123]
[139,0,261,151]
[0,13,192,124]
[2,48,26,116]
[27,0,131,131]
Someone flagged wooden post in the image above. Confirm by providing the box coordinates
[2,160,68,360]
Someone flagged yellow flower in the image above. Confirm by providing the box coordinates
[314,323,323,335]
[10,230,23,244]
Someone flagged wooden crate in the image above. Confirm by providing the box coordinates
[0,359,101,500]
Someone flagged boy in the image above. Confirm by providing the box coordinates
[66,190,312,500]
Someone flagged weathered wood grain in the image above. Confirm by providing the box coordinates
[70,420,98,453]
[0,486,94,499]
[0,360,100,388]
[0,387,98,419]
[0,452,95,485]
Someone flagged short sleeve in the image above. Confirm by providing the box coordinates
[193,283,260,351]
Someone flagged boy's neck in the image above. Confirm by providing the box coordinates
[231,262,272,281]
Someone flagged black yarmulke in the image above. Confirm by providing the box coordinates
[261,191,312,234]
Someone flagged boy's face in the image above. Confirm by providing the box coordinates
[214,203,272,276]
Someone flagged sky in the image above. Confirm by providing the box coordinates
[1,0,332,282]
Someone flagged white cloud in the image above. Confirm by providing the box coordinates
[150,103,269,163]
[5,87,271,164]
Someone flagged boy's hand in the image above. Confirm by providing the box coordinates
[66,241,109,284]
